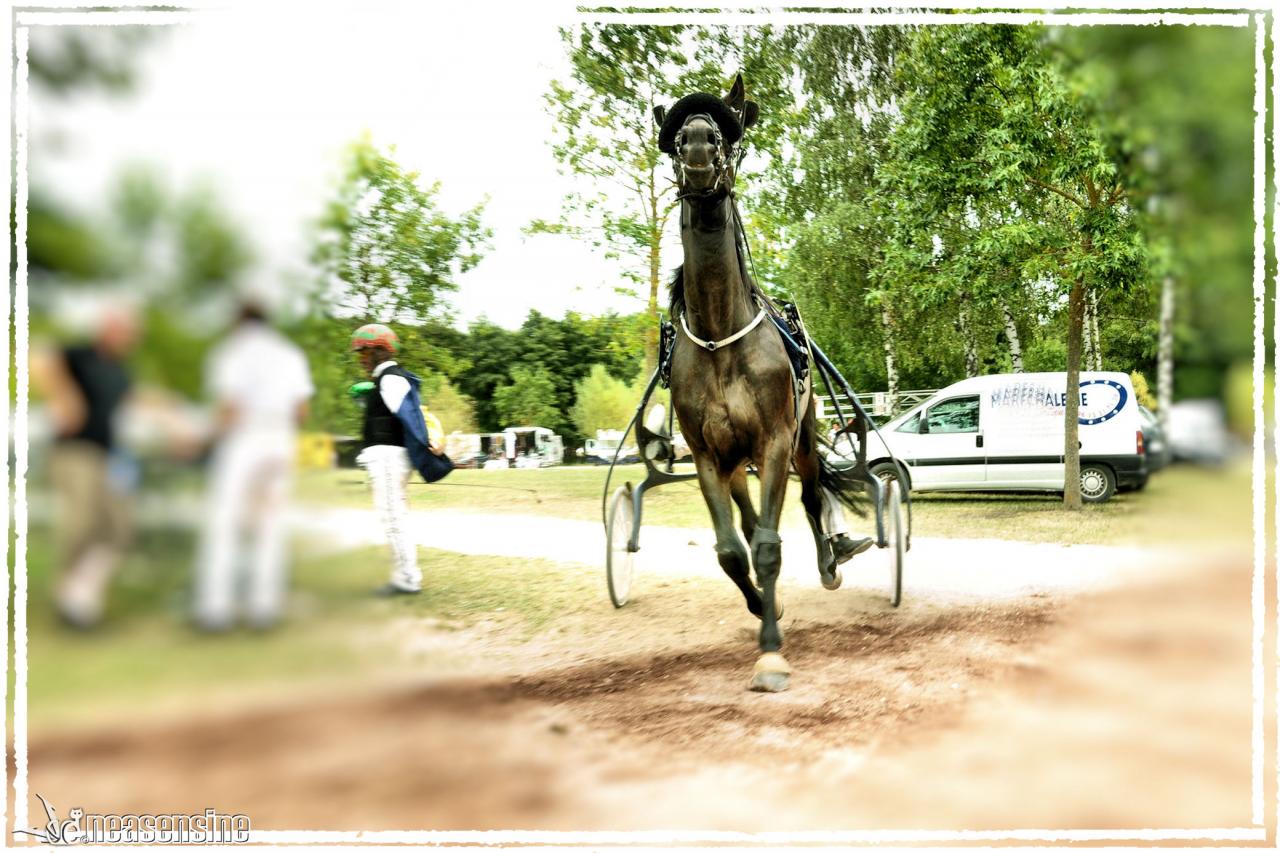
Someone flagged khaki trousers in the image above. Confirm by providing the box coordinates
[49,442,132,624]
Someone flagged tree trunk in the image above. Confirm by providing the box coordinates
[643,180,661,379]
[644,237,659,378]
[1003,304,1023,373]
[958,292,978,378]
[1063,277,1087,510]
[1082,292,1095,372]
[881,301,899,413]
[1157,275,1174,428]
[1089,288,1103,370]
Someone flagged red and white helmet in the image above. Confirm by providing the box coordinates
[350,323,400,353]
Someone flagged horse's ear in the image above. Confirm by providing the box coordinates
[742,100,759,130]
[724,73,745,111]
[653,104,667,128]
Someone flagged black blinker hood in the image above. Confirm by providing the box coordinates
[657,92,743,154]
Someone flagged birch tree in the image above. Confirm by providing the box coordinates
[1003,305,1024,372]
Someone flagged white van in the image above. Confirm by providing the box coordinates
[863,372,1147,503]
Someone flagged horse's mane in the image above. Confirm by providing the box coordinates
[668,265,686,316]
[667,222,773,317]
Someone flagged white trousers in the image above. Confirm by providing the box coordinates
[821,487,850,539]
[358,445,421,591]
[194,433,293,628]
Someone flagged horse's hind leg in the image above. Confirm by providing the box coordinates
[794,414,841,589]
[729,465,758,543]
[694,459,763,618]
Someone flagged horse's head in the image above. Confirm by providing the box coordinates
[655,74,759,198]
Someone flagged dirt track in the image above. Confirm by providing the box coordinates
[27,541,1261,837]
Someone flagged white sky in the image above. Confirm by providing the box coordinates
[31,2,651,329]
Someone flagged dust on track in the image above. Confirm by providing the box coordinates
[27,554,1258,837]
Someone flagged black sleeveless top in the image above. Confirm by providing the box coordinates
[362,364,409,448]
[59,345,131,450]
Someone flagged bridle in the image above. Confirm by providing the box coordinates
[670,113,743,201]
[670,111,769,352]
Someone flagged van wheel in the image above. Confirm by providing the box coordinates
[1080,464,1116,503]
[870,461,909,492]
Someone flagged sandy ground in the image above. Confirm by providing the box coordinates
[25,509,1265,840]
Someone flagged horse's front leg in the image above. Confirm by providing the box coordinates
[749,435,795,692]
[693,456,763,618]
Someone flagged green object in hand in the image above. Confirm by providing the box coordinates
[348,381,375,399]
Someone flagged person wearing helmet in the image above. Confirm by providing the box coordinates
[351,323,451,595]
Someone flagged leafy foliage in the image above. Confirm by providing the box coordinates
[420,375,479,435]
[314,136,491,325]
[29,26,155,94]
[881,25,1149,506]
[493,365,562,428]
[1130,371,1157,411]
[570,364,641,436]
[533,24,794,373]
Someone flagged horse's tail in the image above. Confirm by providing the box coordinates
[816,454,869,518]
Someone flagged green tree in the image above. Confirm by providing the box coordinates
[492,365,561,428]
[533,25,793,376]
[1056,25,1254,406]
[289,313,360,436]
[315,136,491,324]
[421,375,478,434]
[752,25,943,400]
[570,364,641,436]
[27,26,161,286]
[32,165,254,398]
[452,319,520,432]
[884,25,1146,508]
[29,26,154,94]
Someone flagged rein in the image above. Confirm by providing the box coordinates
[671,112,764,353]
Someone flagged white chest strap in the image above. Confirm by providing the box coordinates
[680,308,768,352]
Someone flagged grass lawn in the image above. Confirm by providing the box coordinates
[25,526,611,729]
[297,460,1254,546]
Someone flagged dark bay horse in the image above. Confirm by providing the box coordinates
[655,76,867,692]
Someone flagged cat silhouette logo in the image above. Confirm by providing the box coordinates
[14,795,83,845]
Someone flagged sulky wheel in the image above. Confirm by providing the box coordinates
[884,477,905,607]
[606,485,636,608]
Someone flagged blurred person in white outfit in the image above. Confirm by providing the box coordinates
[194,302,313,631]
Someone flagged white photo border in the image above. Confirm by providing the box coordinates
[6,1,1272,847]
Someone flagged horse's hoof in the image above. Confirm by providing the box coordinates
[749,652,791,693]
[821,567,843,591]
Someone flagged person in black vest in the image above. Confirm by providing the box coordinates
[350,323,450,595]
[32,306,138,628]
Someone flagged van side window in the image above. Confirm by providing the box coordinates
[925,396,980,434]
[897,412,922,433]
